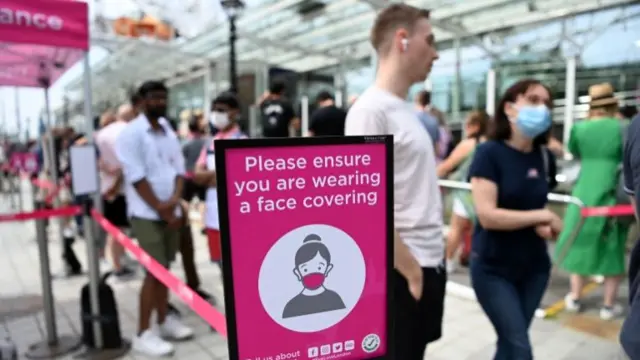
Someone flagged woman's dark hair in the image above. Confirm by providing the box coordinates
[294,234,331,267]
[466,110,490,138]
[491,78,552,147]
[416,90,431,107]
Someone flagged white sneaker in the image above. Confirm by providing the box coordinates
[132,329,174,356]
[564,294,582,312]
[158,314,194,340]
[600,304,624,321]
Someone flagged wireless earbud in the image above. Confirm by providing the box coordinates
[401,38,409,51]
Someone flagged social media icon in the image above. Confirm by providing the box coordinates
[320,345,331,356]
[344,340,355,351]
[332,342,343,353]
[307,347,318,358]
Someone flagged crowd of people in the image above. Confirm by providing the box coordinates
[1,3,639,359]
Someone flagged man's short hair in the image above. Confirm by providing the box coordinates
[316,91,333,103]
[371,4,431,54]
[137,80,167,98]
[416,90,431,107]
[269,81,286,95]
[212,92,240,110]
[130,93,142,106]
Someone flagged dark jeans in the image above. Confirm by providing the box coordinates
[471,259,550,360]
[393,266,446,360]
[621,243,640,359]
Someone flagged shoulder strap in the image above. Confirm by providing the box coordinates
[541,147,550,183]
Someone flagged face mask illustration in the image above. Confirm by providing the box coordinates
[282,234,346,319]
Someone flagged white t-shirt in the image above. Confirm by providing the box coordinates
[345,86,444,268]
[96,121,128,195]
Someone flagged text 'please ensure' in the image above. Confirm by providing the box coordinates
[244,154,372,172]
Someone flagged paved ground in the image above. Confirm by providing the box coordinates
[0,181,629,359]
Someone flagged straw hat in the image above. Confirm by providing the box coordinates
[588,83,618,107]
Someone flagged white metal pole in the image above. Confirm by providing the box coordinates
[485,69,496,117]
[81,53,103,349]
[43,88,59,198]
[301,96,310,137]
[452,36,462,124]
[563,56,577,156]
[203,61,212,121]
[14,88,21,143]
[14,88,23,210]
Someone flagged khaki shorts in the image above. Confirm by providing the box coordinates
[130,217,179,268]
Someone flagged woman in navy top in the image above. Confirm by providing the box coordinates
[468,79,562,360]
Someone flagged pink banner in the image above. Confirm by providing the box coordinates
[215,137,393,360]
[0,0,89,50]
[0,0,88,87]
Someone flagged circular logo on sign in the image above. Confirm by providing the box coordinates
[361,334,380,353]
[258,224,366,333]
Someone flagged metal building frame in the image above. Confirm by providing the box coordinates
[63,0,638,107]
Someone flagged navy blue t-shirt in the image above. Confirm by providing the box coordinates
[468,140,556,270]
[621,113,640,360]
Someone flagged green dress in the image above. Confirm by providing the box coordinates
[555,117,628,276]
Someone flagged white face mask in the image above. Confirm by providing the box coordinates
[209,111,230,130]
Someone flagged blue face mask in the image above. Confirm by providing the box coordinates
[515,105,551,138]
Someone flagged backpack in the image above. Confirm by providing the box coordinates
[80,272,123,349]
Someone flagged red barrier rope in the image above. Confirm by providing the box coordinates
[580,204,635,218]
[91,210,228,336]
[0,204,228,336]
[0,206,80,222]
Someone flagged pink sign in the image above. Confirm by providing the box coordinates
[0,0,88,87]
[0,0,89,50]
[215,136,393,360]
[9,152,39,173]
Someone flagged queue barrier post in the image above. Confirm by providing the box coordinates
[25,184,82,359]
[81,198,103,350]
[17,173,23,212]
[9,172,17,210]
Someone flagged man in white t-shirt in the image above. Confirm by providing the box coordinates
[344,4,444,359]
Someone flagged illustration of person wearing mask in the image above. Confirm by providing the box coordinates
[282,234,346,319]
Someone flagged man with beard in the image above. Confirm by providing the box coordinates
[116,81,194,355]
[345,5,444,359]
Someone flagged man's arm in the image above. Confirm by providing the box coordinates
[115,129,164,211]
[285,103,301,131]
[170,138,186,205]
[104,172,123,200]
[193,143,216,187]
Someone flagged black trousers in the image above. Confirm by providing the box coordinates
[393,266,446,360]
[63,237,82,272]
